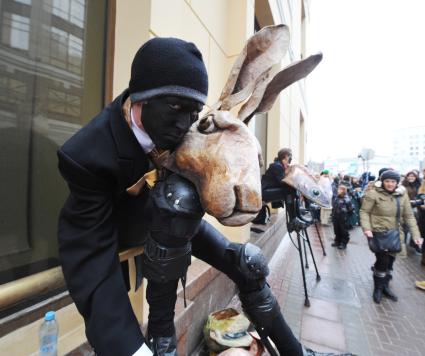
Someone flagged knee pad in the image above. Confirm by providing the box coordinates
[150,173,204,242]
[228,242,269,281]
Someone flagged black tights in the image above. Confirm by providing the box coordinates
[146,220,303,355]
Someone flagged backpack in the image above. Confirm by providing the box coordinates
[251,205,270,225]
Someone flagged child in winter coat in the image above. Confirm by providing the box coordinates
[332,184,354,249]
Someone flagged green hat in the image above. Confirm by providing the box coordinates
[322,169,330,175]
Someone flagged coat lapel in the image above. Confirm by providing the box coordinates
[109,90,150,190]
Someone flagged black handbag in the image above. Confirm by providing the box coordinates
[368,196,402,253]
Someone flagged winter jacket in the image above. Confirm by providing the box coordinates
[261,160,285,190]
[401,172,421,200]
[360,181,420,241]
[332,194,353,223]
[332,194,353,216]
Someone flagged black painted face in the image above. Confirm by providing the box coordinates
[141,96,203,150]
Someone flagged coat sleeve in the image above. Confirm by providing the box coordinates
[58,150,144,356]
[401,194,421,239]
[359,191,375,232]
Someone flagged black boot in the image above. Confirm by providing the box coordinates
[303,346,353,355]
[373,272,385,304]
[382,274,398,302]
[147,334,177,356]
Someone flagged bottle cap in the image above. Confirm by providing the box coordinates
[44,311,56,321]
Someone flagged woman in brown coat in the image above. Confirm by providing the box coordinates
[360,170,422,303]
[417,174,425,266]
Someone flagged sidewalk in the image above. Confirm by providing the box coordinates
[264,223,425,356]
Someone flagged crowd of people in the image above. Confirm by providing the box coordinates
[316,167,425,300]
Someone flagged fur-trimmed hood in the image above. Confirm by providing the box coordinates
[374,180,406,196]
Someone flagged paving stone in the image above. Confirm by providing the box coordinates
[266,223,425,355]
[304,298,341,322]
[300,340,344,354]
[301,314,347,351]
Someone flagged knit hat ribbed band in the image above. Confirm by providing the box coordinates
[129,37,208,104]
[380,170,400,183]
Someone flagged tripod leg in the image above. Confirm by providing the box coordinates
[304,228,321,281]
[297,231,310,307]
[302,235,309,269]
[315,222,327,256]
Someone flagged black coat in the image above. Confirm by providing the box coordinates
[261,160,285,190]
[57,90,151,356]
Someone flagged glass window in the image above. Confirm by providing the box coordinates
[0,0,107,317]
[47,0,85,28]
[2,12,30,50]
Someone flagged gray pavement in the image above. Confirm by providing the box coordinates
[267,223,425,356]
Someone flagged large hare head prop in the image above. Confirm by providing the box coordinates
[164,25,322,226]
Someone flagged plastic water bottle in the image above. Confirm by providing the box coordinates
[39,311,59,356]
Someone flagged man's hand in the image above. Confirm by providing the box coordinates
[364,230,373,239]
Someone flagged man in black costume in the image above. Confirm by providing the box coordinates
[58,37,350,356]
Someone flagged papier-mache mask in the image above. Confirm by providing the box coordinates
[164,24,325,226]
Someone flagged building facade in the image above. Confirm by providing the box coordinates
[0,1,312,354]
[393,126,425,173]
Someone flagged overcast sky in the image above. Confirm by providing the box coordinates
[306,0,425,162]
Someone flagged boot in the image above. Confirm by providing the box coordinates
[147,334,177,356]
[373,272,386,304]
[382,274,398,301]
[303,346,353,355]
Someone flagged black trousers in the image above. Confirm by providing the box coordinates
[374,252,395,273]
[146,220,303,355]
[332,215,349,245]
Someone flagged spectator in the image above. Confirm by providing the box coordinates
[331,184,354,249]
[402,171,422,200]
[360,170,422,304]
[261,148,292,194]
[331,176,340,198]
[402,171,422,253]
[417,171,425,266]
[251,148,293,224]
[319,170,333,225]
[350,176,362,226]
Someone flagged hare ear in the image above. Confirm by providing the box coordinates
[240,53,323,124]
[219,24,290,110]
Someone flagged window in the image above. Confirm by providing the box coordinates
[47,88,81,120]
[2,12,30,50]
[46,0,86,28]
[47,27,83,74]
[0,0,107,317]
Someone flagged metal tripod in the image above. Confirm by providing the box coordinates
[285,198,321,307]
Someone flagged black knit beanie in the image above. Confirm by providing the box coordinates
[380,170,400,183]
[378,167,391,178]
[129,37,208,104]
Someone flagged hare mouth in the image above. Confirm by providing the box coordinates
[217,200,259,226]
[218,211,257,227]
